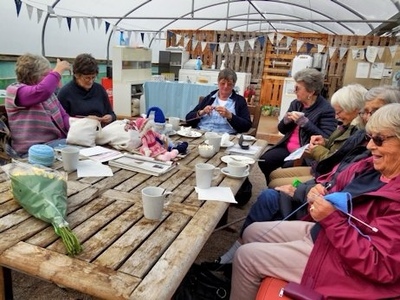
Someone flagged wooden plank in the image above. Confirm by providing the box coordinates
[0,242,139,300]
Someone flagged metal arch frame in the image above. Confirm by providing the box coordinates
[40,0,61,56]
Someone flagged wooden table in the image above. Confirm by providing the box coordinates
[0,134,267,300]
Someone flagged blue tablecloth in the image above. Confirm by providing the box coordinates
[143,81,217,119]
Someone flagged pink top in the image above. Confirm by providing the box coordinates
[286,125,300,153]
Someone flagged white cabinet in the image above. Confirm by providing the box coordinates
[178,69,251,96]
[112,46,152,117]
[159,49,189,80]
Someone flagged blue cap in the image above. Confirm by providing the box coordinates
[146,107,165,124]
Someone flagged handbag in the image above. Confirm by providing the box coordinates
[67,117,101,147]
[172,263,231,300]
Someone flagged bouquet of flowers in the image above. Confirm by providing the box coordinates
[3,161,82,256]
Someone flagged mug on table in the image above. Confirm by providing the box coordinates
[227,161,249,176]
[141,186,170,220]
[55,146,80,172]
[205,132,222,152]
[195,163,220,189]
[169,117,180,131]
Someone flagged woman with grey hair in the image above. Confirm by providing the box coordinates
[267,83,367,188]
[5,53,71,156]
[185,68,252,134]
[231,103,400,300]
[258,68,336,185]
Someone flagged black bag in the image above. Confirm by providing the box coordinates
[234,177,252,207]
[172,263,231,300]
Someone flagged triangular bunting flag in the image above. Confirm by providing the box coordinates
[82,17,88,32]
[228,42,236,54]
[258,36,265,50]
[140,32,145,43]
[377,47,385,59]
[104,21,110,34]
[209,43,217,53]
[57,16,63,28]
[219,42,226,52]
[90,17,96,30]
[36,8,43,23]
[97,18,102,29]
[184,37,190,48]
[175,34,181,45]
[317,44,325,53]
[276,33,284,45]
[147,32,151,44]
[389,45,398,59]
[238,41,246,52]
[47,5,55,14]
[366,46,378,63]
[296,40,304,52]
[167,31,174,39]
[201,41,208,52]
[66,17,72,31]
[134,32,139,44]
[267,32,275,45]
[128,31,133,46]
[328,47,336,59]
[339,47,348,60]
[15,0,23,17]
[75,17,80,30]
[286,36,294,48]
[305,43,314,53]
[248,38,256,50]
[26,4,33,20]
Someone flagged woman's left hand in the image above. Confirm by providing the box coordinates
[100,114,113,124]
[307,188,336,221]
[214,106,232,120]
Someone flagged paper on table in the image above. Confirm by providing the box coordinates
[77,160,113,177]
[227,144,261,156]
[195,187,237,204]
[79,146,124,163]
[284,144,309,161]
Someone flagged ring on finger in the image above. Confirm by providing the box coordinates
[310,205,315,212]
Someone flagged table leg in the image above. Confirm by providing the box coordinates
[0,267,13,300]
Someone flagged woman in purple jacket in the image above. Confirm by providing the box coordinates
[5,53,71,156]
[231,103,400,300]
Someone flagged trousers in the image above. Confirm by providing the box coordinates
[230,220,315,300]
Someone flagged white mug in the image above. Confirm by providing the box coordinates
[227,161,249,176]
[195,163,220,189]
[141,186,169,220]
[169,117,180,131]
[55,146,80,172]
[205,132,222,152]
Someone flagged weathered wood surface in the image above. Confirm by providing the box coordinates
[0,135,267,300]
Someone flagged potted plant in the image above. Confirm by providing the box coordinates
[261,105,271,116]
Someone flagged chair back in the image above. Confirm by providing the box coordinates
[247,104,261,136]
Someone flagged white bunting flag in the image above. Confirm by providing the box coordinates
[267,32,275,45]
[317,44,325,53]
[90,17,96,30]
[296,40,304,52]
[201,41,208,52]
[366,46,378,63]
[26,4,33,20]
[248,38,256,50]
[328,47,337,59]
[377,47,385,59]
[389,45,398,59]
[339,47,348,60]
[219,42,226,52]
[228,42,236,53]
[286,36,294,48]
[238,40,246,52]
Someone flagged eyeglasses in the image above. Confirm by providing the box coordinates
[335,109,344,116]
[366,134,397,146]
[359,109,377,117]
[219,80,234,87]
[79,74,97,82]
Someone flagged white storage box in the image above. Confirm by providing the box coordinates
[291,55,313,77]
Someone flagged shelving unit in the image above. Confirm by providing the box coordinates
[112,46,152,117]
[158,49,189,80]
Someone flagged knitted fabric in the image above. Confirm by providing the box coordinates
[28,144,54,167]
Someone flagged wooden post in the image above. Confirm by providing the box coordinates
[0,267,13,300]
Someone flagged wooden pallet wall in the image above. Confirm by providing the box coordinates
[167,30,397,108]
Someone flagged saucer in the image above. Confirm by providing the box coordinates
[177,130,202,138]
[221,167,249,179]
[220,141,234,148]
[221,155,255,165]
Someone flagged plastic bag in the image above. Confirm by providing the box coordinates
[2,161,82,256]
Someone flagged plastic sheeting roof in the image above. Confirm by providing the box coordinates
[27,0,400,35]
[2,0,400,59]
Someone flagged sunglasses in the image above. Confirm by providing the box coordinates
[366,134,397,146]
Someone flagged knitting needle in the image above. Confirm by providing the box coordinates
[342,212,379,232]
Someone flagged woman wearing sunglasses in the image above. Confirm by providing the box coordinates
[230,103,400,300]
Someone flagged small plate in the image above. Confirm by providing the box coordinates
[177,130,203,138]
[166,130,177,136]
[220,141,234,148]
[221,155,255,165]
[221,167,249,179]
[236,134,256,141]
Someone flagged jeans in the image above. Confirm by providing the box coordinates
[240,189,281,237]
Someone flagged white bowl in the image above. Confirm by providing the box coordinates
[198,145,215,158]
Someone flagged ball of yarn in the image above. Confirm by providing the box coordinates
[28,144,55,167]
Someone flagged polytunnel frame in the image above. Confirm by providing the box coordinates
[39,0,400,61]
